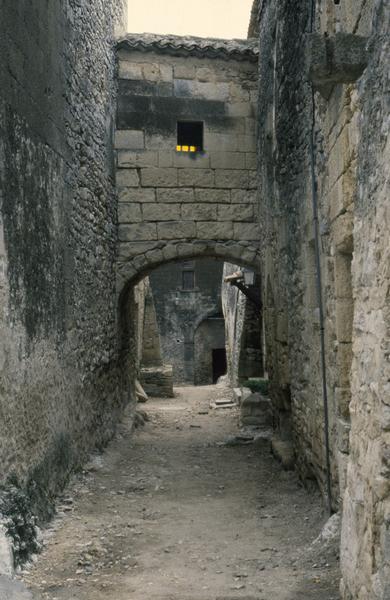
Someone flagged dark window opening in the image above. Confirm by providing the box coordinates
[212,348,227,384]
[177,121,203,153]
[182,270,195,290]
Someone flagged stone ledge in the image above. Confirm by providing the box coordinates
[307,33,368,97]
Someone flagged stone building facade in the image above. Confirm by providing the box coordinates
[149,259,225,385]
[0,0,129,532]
[253,0,390,597]
[114,33,261,295]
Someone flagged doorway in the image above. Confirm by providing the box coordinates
[212,348,227,383]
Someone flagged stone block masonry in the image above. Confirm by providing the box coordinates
[222,263,264,387]
[115,34,260,289]
[0,0,130,560]
[140,365,174,398]
[256,0,390,598]
[138,281,174,397]
[149,260,225,385]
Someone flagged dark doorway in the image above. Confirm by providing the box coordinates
[212,348,227,383]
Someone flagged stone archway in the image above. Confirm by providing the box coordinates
[117,240,262,300]
[117,243,262,398]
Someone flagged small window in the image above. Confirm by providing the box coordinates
[182,270,195,290]
[176,121,203,153]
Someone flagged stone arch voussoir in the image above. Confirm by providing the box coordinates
[117,239,262,303]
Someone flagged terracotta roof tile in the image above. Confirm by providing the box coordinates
[117,33,259,62]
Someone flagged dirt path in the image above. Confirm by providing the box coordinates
[21,384,340,600]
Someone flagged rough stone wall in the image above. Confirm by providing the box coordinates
[339,2,390,598]
[257,0,365,498]
[115,39,260,290]
[257,0,311,462]
[133,279,148,371]
[312,1,376,507]
[138,278,174,398]
[149,259,224,384]
[222,263,263,386]
[194,318,226,385]
[223,264,246,385]
[0,0,129,532]
[140,281,163,368]
[257,0,389,596]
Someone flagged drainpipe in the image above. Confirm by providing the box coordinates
[309,0,333,515]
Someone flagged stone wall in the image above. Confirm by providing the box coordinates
[222,263,263,386]
[194,317,226,385]
[140,281,163,368]
[339,2,390,598]
[115,34,260,291]
[149,259,224,385]
[0,0,129,541]
[258,0,344,499]
[257,0,389,596]
[139,279,174,397]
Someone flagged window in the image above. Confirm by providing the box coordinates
[182,270,195,290]
[176,121,203,153]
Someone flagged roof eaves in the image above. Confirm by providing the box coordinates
[117,34,259,63]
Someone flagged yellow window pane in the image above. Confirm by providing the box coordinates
[182,145,189,152]
[176,145,182,151]
[190,146,196,152]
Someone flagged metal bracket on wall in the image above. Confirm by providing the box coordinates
[224,271,262,309]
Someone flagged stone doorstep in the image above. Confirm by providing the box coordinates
[210,400,236,410]
[215,399,235,406]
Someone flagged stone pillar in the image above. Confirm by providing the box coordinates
[140,283,174,398]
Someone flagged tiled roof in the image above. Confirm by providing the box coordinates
[117,33,259,62]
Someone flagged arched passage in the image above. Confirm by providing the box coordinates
[117,240,262,299]
[117,243,262,397]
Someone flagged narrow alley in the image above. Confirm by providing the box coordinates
[21,385,339,600]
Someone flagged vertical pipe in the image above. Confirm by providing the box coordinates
[309,0,333,515]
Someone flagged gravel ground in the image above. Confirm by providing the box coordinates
[21,383,340,600]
